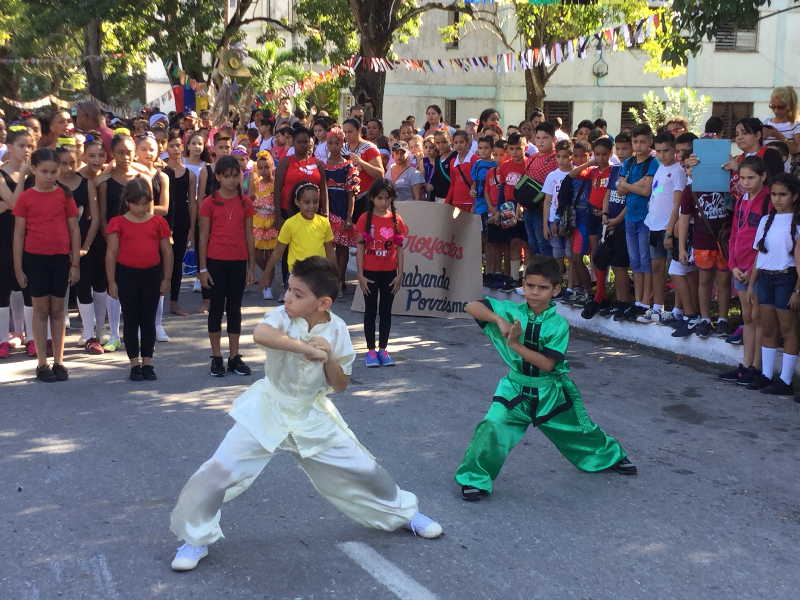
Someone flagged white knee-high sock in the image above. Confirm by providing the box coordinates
[0,307,10,340]
[761,347,777,378]
[780,353,797,385]
[10,291,25,332]
[93,290,108,333]
[23,305,33,342]
[155,295,165,329]
[63,291,70,331]
[78,302,96,340]
[510,259,521,280]
[108,297,121,341]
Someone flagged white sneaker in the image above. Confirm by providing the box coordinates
[262,287,273,300]
[636,308,661,324]
[404,512,443,539]
[193,279,201,293]
[156,326,170,342]
[171,543,208,571]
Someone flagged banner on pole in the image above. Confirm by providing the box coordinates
[351,201,482,319]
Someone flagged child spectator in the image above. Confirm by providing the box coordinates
[251,151,279,300]
[356,179,408,368]
[445,130,477,211]
[745,173,799,395]
[497,133,531,287]
[600,149,633,319]
[456,257,636,501]
[719,156,771,386]
[616,124,657,320]
[169,256,441,571]
[639,132,687,324]
[106,179,173,381]
[523,122,558,257]
[431,130,454,203]
[484,140,511,288]
[471,136,496,224]
[541,140,573,294]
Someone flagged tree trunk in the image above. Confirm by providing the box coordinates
[524,64,547,119]
[83,19,107,102]
[349,0,395,119]
[352,68,386,120]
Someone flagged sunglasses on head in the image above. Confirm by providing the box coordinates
[769,104,787,109]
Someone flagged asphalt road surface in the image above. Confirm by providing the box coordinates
[3,284,800,600]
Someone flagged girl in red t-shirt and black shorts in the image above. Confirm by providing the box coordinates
[106,178,173,381]
[356,178,408,368]
[12,149,81,382]
[198,156,256,378]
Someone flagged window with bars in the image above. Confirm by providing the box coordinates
[543,101,573,134]
[620,102,646,133]
[714,24,758,52]
[445,99,457,127]
[712,102,754,139]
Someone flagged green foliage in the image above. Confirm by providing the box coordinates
[243,42,309,113]
[628,87,712,134]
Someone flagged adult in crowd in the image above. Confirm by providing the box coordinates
[763,86,799,156]
[342,118,384,220]
[419,104,456,137]
[386,141,424,201]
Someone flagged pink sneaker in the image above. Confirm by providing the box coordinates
[26,339,37,357]
[365,350,380,368]
[0,342,10,359]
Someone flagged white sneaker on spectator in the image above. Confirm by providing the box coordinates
[171,543,208,571]
[636,308,661,324]
[156,326,170,342]
[262,287,273,300]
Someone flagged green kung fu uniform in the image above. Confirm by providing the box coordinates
[455,297,626,493]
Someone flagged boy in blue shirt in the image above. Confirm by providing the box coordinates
[616,124,657,320]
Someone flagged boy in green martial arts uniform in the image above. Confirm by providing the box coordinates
[456,257,637,501]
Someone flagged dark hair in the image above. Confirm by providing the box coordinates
[534,122,555,137]
[343,118,362,132]
[212,155,247,208]
[362,178,400,243]
[593,118,608,129]
[290,182,321,216]
[615,132,631,144]
[120,177,152,207]
[389,129,401,139]
[423,105,444,132]
[592,137,613,152]
[111,133,133,152]
[588,128,605,143]
[654,131,676,146]
[739,155,766,178]
[506,132,523,147]
[577,119,594,132]
[376,135,390,152]
[31,148,59,166]
[167,129,184,143]
[555,139,573,153]
[736,117,764,143]
[367,118,384,134]
[767,140,790,160]
[675,132,698,145]
[453,129,470,143]
[293,108,307,120]
[478,108,500,133]
[573,140,590,154]
[291,256,340,302]
[631,124,653,138]
[524,256,562,286]
[493,139,507,150]
[185,132,212,162]
[276,125,294,136]
[756,173,800,254]
[477,136,494,146]
[528,108,544,121]
[704,116,724,135]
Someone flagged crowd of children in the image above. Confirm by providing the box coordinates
[2,87,800,399]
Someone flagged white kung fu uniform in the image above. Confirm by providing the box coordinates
[170,307,419,546]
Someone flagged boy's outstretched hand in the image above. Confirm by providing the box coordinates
[505,320,522,347]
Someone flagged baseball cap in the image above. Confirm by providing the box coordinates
[391,140,409,152]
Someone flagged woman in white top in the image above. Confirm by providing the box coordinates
[386,141,424,201]
[763,86,800,155]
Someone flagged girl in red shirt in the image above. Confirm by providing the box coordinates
[12,148,80,382]
[343,118,384,221]
[106,178,173,381]
[199,156,256,378]
[356,179,408,368]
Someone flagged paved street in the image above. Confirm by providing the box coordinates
[2,284,800,600]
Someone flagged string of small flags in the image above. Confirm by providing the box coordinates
[0,53,125,65]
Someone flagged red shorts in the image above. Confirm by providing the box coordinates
[694,248,728,271]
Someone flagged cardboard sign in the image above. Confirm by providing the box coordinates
[351,201,483,319]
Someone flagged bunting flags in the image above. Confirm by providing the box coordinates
[0,53,125,65]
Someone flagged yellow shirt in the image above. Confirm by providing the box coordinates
[277,213,333,270]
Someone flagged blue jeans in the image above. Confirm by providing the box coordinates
[523,207,552,256]
[625,220,651,273]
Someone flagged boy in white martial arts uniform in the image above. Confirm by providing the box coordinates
[170,256,442,571]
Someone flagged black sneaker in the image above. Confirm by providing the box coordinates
[210,356,226,377]
[227,354,251,376]
[713,319,732,338]
[671,317,698,337]
[612,302,632,321]
[747,372,772,390]
[598,301,619,318]
[130,365,144,381]
[760,378,793,396]
[608,457,638,476]
[694,319,712,338]
[461,486,489,502]
[737,366,758,387]
[581,299,601,319]
[142,365,158,381]
[719,363,745,382]
[623,304,647,322]
[36,364,57,383]
[52,363,69,381]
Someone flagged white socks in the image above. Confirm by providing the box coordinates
[93,291,108,337]
[761,347,777,379]
[78,302,96,340]
[0,307,9,341]
[23,306,33,342]
[652,304,664,313]
[780,353,797,385]
[672,307,684,318]
[107,297,121,341]
[155,296,165,329]
[11,291,24,332]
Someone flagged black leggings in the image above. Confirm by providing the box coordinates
[170,225,190,302]
[0,260,31,307]
[116,264,161,360]
[195,224,211,300]
[206,258,246,334]
[73,245,106,304]
[363,269,396,350]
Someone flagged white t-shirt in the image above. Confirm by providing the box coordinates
[542,168,570,222]
[314,142,329,163]
[258,136,274,153]
[753,213,797,270]
[554,129,571,142]
[762,118,800,144]
[644,161,687,232]
[525,142,538,157]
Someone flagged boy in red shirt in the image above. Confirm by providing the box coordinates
[496,133,530,286]
[523,122,558,257]
[445,130,477,211]
[484,140,510,286]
